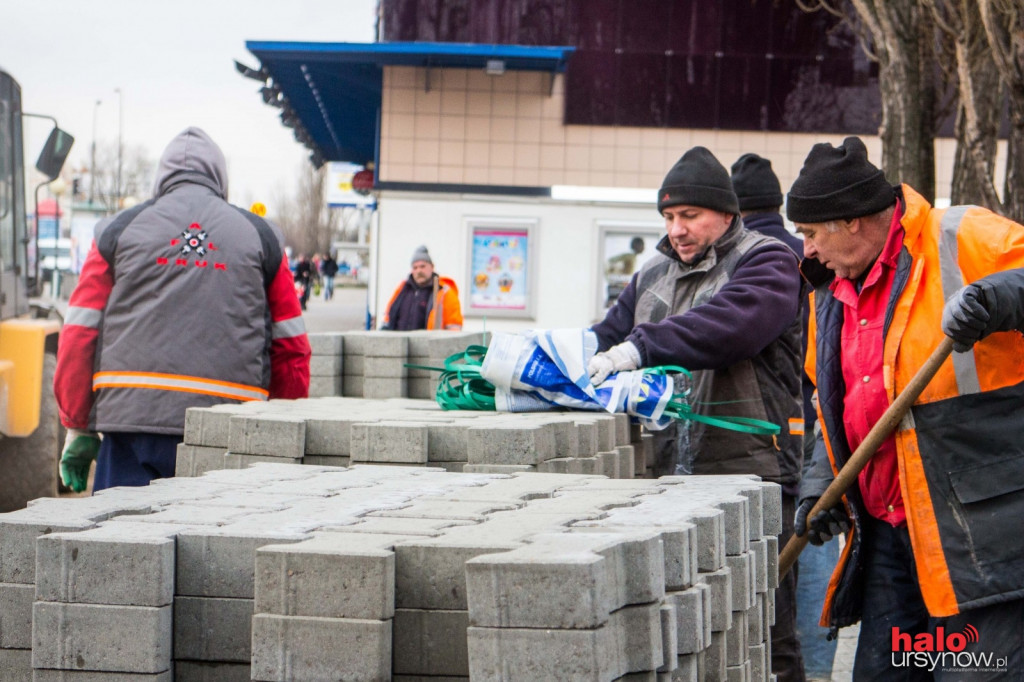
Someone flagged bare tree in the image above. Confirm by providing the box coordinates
[85,140,156,210]
[270,162,340,258]
[979,0,1024,221]
[797,0,939,201]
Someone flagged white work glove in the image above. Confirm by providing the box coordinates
[587,341,641,386]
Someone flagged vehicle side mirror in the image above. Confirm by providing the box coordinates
[35,127,74,180]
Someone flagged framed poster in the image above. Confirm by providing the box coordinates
[465,218,537,318]
[597,221,664,317]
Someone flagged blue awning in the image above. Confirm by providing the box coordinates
[243,41,575,166]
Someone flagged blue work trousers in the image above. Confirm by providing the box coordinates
[93,432,180,492]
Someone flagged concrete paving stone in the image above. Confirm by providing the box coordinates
[466,623,622,682]
[0,517,98,584]
[440,472,601,503]
[764,536,779,590]
[354,331,409,357]
[614,414,631,446]
[749,540,769,594]
[304,415,372,456]
[540,419,580,458]
[308,374,343,398]
[255,470,376,497]
[342,374,365,397]
[301,454,350,467]
[461,464,536,474]
[598,496,719,575]
[404,354,435,380]
[175,527,311,599]
[748,643,766,682]
[31,602,171,674]
[0,582,33,648]
[173,661,251,682]
[659,603,679,673]
[766,588,775,628]
[363,376,408,399]
[373,499,523,521]
[0,648,31,682]
[407,377,434,399]
[699,566,733,632]
[173,596,253,663]
[350,422,429,464]
[250,614,391,682]
[726,552,755,611]
[726,610,749,666]
[537,457,577,474]
[307,331,344,355]
[574,515,696,592]
[668,585,705,655]
[726,662,751,682]
[340,332,367,356]
[760,593,772,644]
[173,444,228,478]
[672,492,748,557]
[392,608,470,677]
[671,653,699,682]
[309,354,343,376]
[424,423,468,462]
[747,596,764,644]
[705,631,728,682]
[32,672,172,681]
[324,516,475,537]
[573,420,600,456]
[196,462,330,486]
[35,524,186,606]
[183,405,246,448]
[227,414,306,459]
[616,445,636,479]
[364,355,409,378]
[641,433,656,470]
[255,533,421,620]
[519,492,643,517]
[466,423,556,466]
[342,354,365,375]
[630,421,644,444]
[570,456,602,475]
[595,449,619,478]
[104,504,249,527]
[617,601,665,673]
[224,453,303,468]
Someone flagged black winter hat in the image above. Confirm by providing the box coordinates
[658,147,739,215]
[786,136,896,223]
[730,153,783,211]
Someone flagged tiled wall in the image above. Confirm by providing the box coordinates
[378,66,978,200]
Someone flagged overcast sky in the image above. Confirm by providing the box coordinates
[1,0,377,210]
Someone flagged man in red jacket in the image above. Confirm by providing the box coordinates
[55,127,310,492]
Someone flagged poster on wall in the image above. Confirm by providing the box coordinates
[599,225,663,312]
[466,219,536,318]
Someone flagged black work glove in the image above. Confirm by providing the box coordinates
[941,284,991,353]
[794,497,850,546]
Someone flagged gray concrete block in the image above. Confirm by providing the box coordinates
[574,420,599,456]
[0,647,31,682]
[726,552,755,611]
[764,536,779,590]
[705,631,727,682]
[726,662,751,682]
[173,596,253,663]
[304,415,369,456]
[301,454,350,468]
[597,450,620,478]
[461,464,536,474]
[363,376,408,399]
[35,525,177,607]
[343,355,364,375]
[227,414,306,458]
[466,423,555,466]
[358,332,409,357]
[32,671,172,681]
[659,603,679,674]
[543,419,580,458]
[175,528,309,599]
[699,566,733,632]
[669,585,705,655]
[749,540,769,594]
[310,354,343,376]
[407,377,435,399]
[617,601,665,673]
[467,623,621,682]
[173,661,251,682]
[0,581,33,648]
[364,355,409,378]
[614,414,631,446]
[423,423,467,462]
[251,614,391,682]
[307,332,344,356]
[255,533,418,620]
[174,444,228,478]
[0,517,97,584]
[616,445,636,479]
[308,374,342,398]
[726,611,749,666]
[342,374,364,397]
[747,595,764,645]
[32,602,171,673]
[183,405,241,448]
[537,457,576,474]
[748,643,766,682]
[224,453,303,468]
[672,653,699,682]
[393,608,469,677]
[350,422,428,464]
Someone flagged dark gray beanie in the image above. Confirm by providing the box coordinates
[731,153,783,211]
[657,147,739,215]
[786,136,896,223]
[411,245,432,265]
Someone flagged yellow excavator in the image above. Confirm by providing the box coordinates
[1,66,74,511]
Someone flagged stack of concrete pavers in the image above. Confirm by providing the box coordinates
[176,396,642,477]
[307,332,344,398]
[2,464,782,682]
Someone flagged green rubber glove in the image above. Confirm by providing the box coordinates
[60,429,101,493]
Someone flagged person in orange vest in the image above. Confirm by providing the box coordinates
[791,136,1024,679]
[381,245,463,331]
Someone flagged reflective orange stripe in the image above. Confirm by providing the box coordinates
[92,371,268,402]
[788,418,804,436]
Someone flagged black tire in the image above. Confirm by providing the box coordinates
[0,352,60,512]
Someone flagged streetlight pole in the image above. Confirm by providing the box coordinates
[114,87,123,210]
[89,99,101,206]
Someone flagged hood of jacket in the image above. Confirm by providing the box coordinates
[152,127,228,199]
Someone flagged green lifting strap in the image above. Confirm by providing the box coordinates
[404,347,781,437]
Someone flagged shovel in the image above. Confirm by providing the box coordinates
[778,336,954,578]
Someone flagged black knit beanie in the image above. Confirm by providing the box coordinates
[786,136,896,223]
[730,153,783,211]
[658,147,739,215]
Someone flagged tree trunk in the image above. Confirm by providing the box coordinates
[854,0,938,200]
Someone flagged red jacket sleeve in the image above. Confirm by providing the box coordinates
[55,242,113,429]
[267,255,311,399]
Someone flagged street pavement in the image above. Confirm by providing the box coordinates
[300,284,372,333]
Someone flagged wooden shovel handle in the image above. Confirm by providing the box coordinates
[778,336,954,578]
